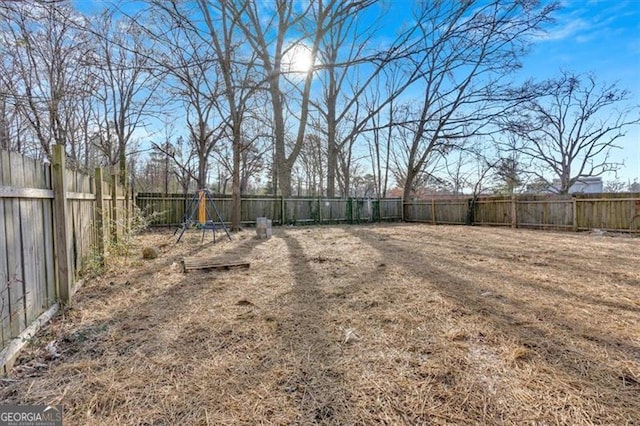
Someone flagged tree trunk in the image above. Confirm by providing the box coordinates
[163,152,169,195]
[119,148,127,187]
[327,141,337,197]
[465,197,476,225]
[279,167,293,198]
[560,170,571,194]
[0,99,9,150]
[383,102,394,198]
[270,78,292,196]
[198,158,207,190]
[402,168,417,202]
[326,72,337,197]
[231,130,242,232]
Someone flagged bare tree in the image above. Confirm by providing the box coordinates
[140,1,228,195]
[198,0,263,230]
[64,67,100,171]
[0,37,21,152]
[503,71,640,194]
[0,0,92,160]
[311,0,379,197]
[170,136,197,195]
[603,180,627,193]
[212,116,271,195]
[466,156,498,225]
[315,4,448,197]
[0,92,21,152]
[296,132,326,196]
[387,0,555,202]
[363,64,404,198]
[90,10,159,185]
[224,0,312,197]
[387,100,449,198]
[493,156,523,194]
[145,0,263,230]
[227,0,376,196]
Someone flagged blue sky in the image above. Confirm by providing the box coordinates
[520,0,640,182]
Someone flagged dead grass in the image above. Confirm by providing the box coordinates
[1,224,639,425]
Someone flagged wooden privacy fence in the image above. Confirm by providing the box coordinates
[404,193,640,232]
[138,192,640,232]
[0,146,132,366]
[135,193,404,226]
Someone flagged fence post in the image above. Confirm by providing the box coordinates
[51,145,72,304]
[318,197,322,224]
[123,167,130,233]
[110,168,118,243]
[373,198,380,222]
[404,201,407,223]
[572,197,578,232]
[511,194,518,228]
[281,196,285,225]
[431,198,436,225]
[94,167,106,264]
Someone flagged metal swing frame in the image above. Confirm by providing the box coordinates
[174,189,231,243]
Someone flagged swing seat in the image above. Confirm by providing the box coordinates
[199,220,217,230]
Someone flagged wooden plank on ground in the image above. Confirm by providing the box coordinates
[181,257,250,273]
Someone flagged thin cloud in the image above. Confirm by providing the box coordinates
[537,0,637,43]
[535,18,589,42]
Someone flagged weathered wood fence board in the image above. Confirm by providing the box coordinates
[66,169,96,279]
[378,198,403,220]
[474,199,512,226]
[139,192,640,232]
[404,193,640,232]
[135,193,404,226]
[575,197,640,231]
[404,200,468,224]
[517,199,573,229]
[0,147,132,361]
[0,150,53,345]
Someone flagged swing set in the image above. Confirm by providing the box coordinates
[174,189,231,243]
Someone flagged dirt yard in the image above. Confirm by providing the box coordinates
[1,224,638,425]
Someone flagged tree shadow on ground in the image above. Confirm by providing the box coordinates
[2,233,273,423]
[344,226,640,423]
[263,231,352,424]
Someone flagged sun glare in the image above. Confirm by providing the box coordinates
[282,43,314,75]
